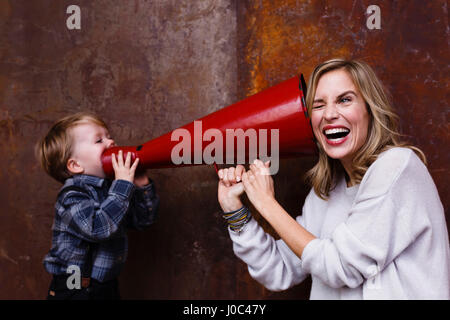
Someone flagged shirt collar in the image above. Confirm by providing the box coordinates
[71,174,107,188]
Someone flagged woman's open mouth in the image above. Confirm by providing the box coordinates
[323,127,350,145]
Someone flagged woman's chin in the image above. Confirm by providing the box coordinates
[323,147,351,161]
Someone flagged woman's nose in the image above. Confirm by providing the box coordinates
[323,104,339,121]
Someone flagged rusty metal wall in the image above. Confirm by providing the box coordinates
[236,0,449,222]
[0,0,245,299]
[234,0,449,299]
[0,0,448,299]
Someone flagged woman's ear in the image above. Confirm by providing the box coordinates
[67,158,84,175]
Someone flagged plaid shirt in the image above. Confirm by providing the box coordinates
[43,174,159,282]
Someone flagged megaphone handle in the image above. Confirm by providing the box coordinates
[213,163,219,174]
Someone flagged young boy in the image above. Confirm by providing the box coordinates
[37,112,159,300]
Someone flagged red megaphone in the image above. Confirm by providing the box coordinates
[101,74,316,177]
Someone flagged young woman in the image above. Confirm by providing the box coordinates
[217,59,450,299]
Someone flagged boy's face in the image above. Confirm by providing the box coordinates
[68,121,115,178]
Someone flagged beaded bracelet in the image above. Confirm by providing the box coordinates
[222,206,252,233]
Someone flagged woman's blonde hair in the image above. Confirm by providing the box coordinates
[36,112,108,183]
[305,58,426,199]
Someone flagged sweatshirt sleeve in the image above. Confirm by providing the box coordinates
[229,214,309,291]
[300,148,433,289]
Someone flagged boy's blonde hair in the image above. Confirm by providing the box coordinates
[36,112,108,183]
[305,58,426,199]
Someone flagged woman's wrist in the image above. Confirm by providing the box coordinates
[254,196,277,219]
[222,206,252,233]
[220,197,243,213]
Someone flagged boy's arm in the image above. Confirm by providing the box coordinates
[60,179,135,242]
[127,178,160,230]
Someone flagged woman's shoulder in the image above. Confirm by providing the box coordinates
[374,146,415,165]
[360,147,426,196]
[369,146,424,174]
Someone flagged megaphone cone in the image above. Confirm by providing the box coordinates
[101,75,316,177]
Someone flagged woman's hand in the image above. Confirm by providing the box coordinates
[242,159,275,212]
[217,165,246,212]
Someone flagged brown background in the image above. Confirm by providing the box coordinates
[0,0,448,299]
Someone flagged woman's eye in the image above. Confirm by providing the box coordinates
[96,139,103,143]
[340,97,352,103]
[312,105,324,110]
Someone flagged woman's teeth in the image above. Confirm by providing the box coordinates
[324,128,350,140]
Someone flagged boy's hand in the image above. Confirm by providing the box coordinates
[111,150,140,183]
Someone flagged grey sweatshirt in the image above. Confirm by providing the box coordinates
[229,147,450,299]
